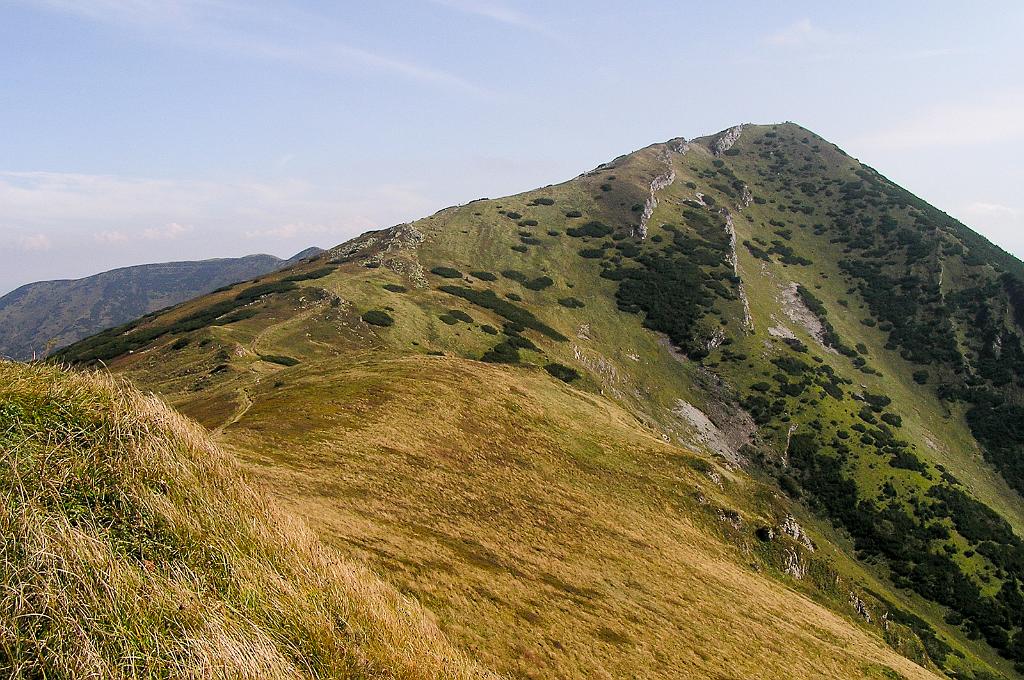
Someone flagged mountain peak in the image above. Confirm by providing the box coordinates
[50,123,1024,679]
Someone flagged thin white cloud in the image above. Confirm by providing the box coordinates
[852,91,1024,151]
[958,200,1024,257]
[963,202,1020,219]
[94,230,129,243]
[430,0,546,34]
[245,222,334,240]
[142,222,193,240]
[18,234,52,251]
[0,170,435,242]
[764,19,843,48]
[17,0,477,90]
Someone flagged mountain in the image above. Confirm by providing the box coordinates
[0,359,494,679]
[49,123,1024,679]
[0,247,322,360]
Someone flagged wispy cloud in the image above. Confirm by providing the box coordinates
[17,0,477,90]
[0,170,435,243]
[429,0,552,37]
[17,234,52,251]
[851,91,1024,151]
[764,19,845,49]
[963,202,1020,220]
[143,222,193,240]
[245,222,331,240]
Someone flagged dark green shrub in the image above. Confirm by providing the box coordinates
[481,324,498,335]
[170,337,190,350]
[558,297,585,308]
[881,413,903,427]
[506,292,523,302]
[383,283,408,293]
[578,248,605,259]
[235,281,297,302]
[361,310,394,327]
[212,308,258,326]
[260,354,299,367]
[567,221,613,238]
[523,276,553,291]
[545,363,580,382]
[283,267,335,282]
[482,342,520,364]
[430,266,463,279]
[518,219,539,227]
[530,197,555,205]
[501,270,527,283]
[438,285,566,341]
[565,210,583,218]
[470,271,497,281]
[505,211,522,220]
[511,245,528,253]
[447,309,473,323]
[439,314,459,325]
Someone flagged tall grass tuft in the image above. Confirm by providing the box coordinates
[0,360,495,680]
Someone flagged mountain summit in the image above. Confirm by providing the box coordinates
[49,123,1024,678]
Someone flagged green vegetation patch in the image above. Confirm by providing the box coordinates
[566,221,613,238]
[361,310,395,327]
[545,363,580,383]
[438,286,566,341]
[430,266,463,279]
[260,354,300,367]
[282,267,335,282]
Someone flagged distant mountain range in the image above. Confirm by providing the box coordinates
[0,247,321,359]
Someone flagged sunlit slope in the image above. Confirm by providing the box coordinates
[54,122,1024,678]
[184,352,943,680]
[0,360,495,679]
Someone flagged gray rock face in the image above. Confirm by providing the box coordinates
[711,125,744,155]
[780,515,815,552]
[635,139,688,239]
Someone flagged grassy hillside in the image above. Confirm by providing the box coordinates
[0,248,321,360]
[53,122,1024,678]
[0,360,492,678]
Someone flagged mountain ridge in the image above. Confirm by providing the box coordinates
[0,247,322,360]
[50,122,1024,679]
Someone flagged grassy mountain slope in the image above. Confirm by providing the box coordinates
[55,123,1024,678]
[0,247,321,360]
[0,359,494,678]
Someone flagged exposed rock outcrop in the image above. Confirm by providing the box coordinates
[849,592,872,623]
[780,515,815,552]
[711,125,744,155]
[722,209,754,333]
[783,547,808,580]
[635,139,689,239]
[779,282,834,352]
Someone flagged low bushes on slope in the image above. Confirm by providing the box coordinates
[0,361,494,680]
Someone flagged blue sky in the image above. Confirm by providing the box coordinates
[1,1,1023,294]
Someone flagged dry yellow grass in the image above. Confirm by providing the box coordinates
[172,353,944,680]
[0,360,497,679]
